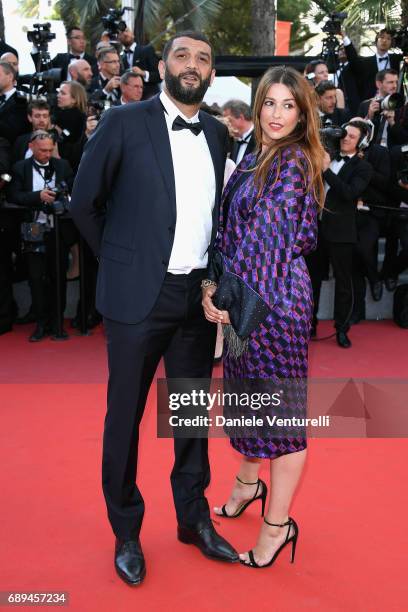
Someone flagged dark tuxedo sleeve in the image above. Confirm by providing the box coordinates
[7,162,42,208]
[344,41,361,73]
[361,147,390,203]
[140,46,161,84]
[323,160,373,201]
[357,100,370,118]
[69,108,123,256]
[388,106,408,146]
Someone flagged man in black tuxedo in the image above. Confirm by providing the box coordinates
[0,61,30,144]
[319,122,372,347]
[7,131,73,341]
[342,29,403,102]
[89,47,121,104]
[118,27,161,100]
[222,99,255,163]
[36,27,98,80]
[316,80,351,126]
[70,30,238,586]
[333,45,361,114]
[357,69,401,146]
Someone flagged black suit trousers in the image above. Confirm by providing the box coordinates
[328,242,354,332]
[102,269,216,540]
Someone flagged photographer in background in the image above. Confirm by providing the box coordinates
[7,131,73,342]
[222,99,255,163]
[350,118,391,321]
[342,29,403,101]
[308,122,372,348]
[0,61,30,145]
[89,47,121,104]
[118,70,144,104]
[118,27,161,99]
[35,27,98,81]
[304,59,346,109]
[316,80,351,125]
[12,100,52,162]
[357,69,405,147]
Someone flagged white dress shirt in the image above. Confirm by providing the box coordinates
[235,126,254,164]
[160,90,216,274]
[32,161,55,225]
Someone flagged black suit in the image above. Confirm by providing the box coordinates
[70,95,229,539]
[120,44,161,99]
[0,92,30,145]
[89,74,121,103]
[320,108,351,126]
[357,100,408,148]
[230,129,256,163]
[12,133,31,163]
[335,62,361,114]
[310,156,372,332]
[7,157,73,327]
[345,41,402,101]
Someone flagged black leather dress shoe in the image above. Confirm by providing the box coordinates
[369,281,383,301]
[178,520,239,563]
[115,539,146,586]
[336,331,352,348]
[384,277,397,292]
[29,324,48,342]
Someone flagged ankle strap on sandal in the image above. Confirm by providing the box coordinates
[264,517,292,527]
[236,475,259,486]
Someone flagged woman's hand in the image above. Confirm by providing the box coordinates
[202,285,229,324]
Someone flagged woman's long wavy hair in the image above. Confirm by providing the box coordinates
[252,66,325,208]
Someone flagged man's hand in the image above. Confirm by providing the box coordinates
[367,98,381,119]
[322,151,331,171]
[383,110,395,126]
[86,115,98,137]
[131,66,146,78]
[202,285,227,324]
[40,189,56,204]
[105,76,121,92]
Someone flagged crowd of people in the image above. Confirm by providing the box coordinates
[0,26,407,349]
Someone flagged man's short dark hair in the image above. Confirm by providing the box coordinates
[98,47,119,63]
[376,68,398,82]
[222,99,252,120]
[375,28,393,43]
[0,60,17,80]
[67,27,82,38]
[162,30,213,66]
[315,80,337,97]
[120,70,144,86]
[28,100,50,115]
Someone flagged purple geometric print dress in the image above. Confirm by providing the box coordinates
[216,146,318,459]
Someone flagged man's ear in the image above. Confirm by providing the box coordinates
[158,59,165,81]
[209,68,216,87]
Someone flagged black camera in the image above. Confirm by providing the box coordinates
[392,27,408,54]
[27,23,56,51]
[50,181,70,215]
[87,99,106,120]
[320,123,347,159]
[101,7,133,40]
[322,12,348,36]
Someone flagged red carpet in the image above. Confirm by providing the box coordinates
[1,321,407,611]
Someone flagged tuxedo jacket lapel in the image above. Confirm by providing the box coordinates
[145,96,176,217]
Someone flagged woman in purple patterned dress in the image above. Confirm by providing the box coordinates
[203,67,324,568]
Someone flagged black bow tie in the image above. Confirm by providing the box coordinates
[237,137,250,146]
[334,154,350,162]
[172,115,202,136]
[378,56,389,62]
[69,54,80,60]
[32,160,53,180]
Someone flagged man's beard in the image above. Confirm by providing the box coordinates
[164,68,211,105]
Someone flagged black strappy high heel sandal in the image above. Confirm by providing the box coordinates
[240,517,299,568]
[220,476,268,518]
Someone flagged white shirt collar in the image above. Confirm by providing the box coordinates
[240,125,254,141]
[159,90,200,124]
[125,43,136,54]
[4,87,16,101]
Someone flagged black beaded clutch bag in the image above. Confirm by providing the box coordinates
[213,271,270,357]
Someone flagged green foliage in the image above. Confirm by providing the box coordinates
[16,0,39,18]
